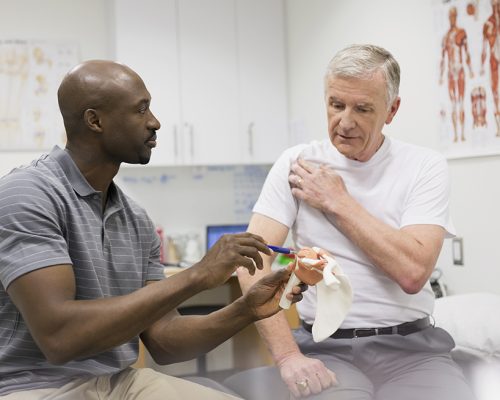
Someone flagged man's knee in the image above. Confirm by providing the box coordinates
[307,385,373,400]
[223,365,374,400]
[117,368,238,399]
[374,362,475,400]
[312,361,373,400]
[223,366,289,400]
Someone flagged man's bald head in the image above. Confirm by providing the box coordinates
[57,60,143,135]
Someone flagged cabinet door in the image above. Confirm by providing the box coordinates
[236,0,289,164]
[177,0,241,165]
[113,0,183,166]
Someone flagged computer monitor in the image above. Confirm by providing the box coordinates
[206,224,248,251]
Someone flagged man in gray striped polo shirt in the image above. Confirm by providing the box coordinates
[0,60,304,399]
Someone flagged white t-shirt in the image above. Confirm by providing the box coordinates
[253,136,455,328]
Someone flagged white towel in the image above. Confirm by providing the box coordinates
[311,251,353,342]
[278,247,353,342]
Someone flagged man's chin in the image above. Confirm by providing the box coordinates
[138,156,151,165]
[333,142,353,157]
[123,155,151,165]
[138,148,152,165]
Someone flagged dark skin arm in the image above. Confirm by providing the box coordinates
[7,233,286,365]
[142,267,304,364]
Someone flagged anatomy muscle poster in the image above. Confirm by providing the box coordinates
[436,0,500,158]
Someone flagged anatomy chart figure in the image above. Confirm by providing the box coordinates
[471,86,488,127]
[0,44,29,146]
[481,0,500,136]
[466,0,480,20]
[440,6,475,142]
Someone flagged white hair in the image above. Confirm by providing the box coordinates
[325,44,400,108]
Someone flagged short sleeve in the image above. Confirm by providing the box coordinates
[0,172,72,289]
[145,227,166,282]
[252,145,306,227]
[400,153,455,237]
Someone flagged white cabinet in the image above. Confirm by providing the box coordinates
[113,0,182,166]
[113,0,288,166]
[176,0,241,165]
[236,0,289,164]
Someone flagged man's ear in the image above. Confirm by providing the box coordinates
[385,97,401,124]
[84,109,103,133]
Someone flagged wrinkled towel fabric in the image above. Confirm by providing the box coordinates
[278,247,353,342]
[311,247,353,342]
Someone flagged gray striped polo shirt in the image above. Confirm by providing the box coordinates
[0,146,165,395]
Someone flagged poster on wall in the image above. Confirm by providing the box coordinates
[0,40,79,151]
[435,0,499,158]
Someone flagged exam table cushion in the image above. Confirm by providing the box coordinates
[433,292,500,359]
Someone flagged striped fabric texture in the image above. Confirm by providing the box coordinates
[0,146,165,395]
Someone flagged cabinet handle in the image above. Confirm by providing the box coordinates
[248,122,254,156]
[189,124,194,158]
[184,122,194,159]
[173,125,178,158]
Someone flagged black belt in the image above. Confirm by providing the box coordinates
[302,316,431,339]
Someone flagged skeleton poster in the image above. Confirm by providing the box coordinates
[436,0,500,158]
[0,40,79,151]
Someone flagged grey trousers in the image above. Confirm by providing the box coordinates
[224,326,475,400]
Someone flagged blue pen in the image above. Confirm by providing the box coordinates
[267,245,297,255]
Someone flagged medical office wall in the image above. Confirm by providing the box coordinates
[284,0,500,295]
[1,0,498,297]
[0,0,112,176]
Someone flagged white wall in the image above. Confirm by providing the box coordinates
[115,164,270,253]
[285,0,500,295]
[2,0,498,296]
[0,0,497,377]
[0,0,112,176]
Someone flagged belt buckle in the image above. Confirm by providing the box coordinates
[353,328,377,338]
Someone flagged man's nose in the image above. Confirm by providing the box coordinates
[148,112,161,131]
[339,111,356,130]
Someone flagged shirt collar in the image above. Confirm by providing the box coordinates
[49,145,100,197]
